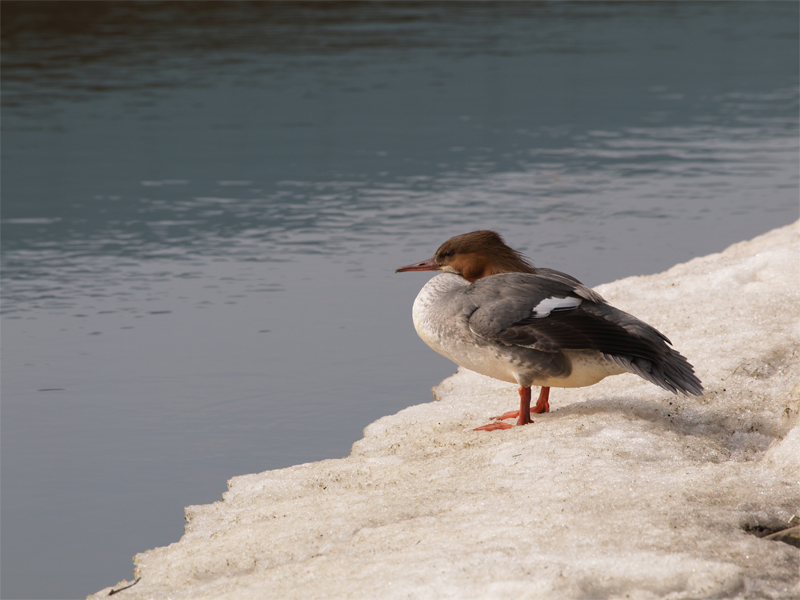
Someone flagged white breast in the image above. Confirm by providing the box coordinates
[411,274,527,385]
[411,274,468,361]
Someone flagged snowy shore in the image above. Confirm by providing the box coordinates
[91,222,799,600]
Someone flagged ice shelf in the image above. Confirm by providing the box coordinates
[91,221,800,600]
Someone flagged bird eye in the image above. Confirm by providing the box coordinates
[443,250,454,258]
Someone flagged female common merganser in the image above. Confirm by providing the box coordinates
[396,231,703,431]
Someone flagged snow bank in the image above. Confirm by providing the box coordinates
[92,222,800,600]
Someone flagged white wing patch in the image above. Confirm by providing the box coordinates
[532,296,582,318]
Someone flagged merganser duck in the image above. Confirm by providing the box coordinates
[396,231,703,431]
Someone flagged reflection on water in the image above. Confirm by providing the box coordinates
[2,3,798,599]
[3,121,797,316]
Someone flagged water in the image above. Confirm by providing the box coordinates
[1,3,797,598]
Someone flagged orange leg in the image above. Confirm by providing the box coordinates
[516,385,533,425]
[532,386,550,414]
[475,386,550,431]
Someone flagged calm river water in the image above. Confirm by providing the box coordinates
[2,3,798,598]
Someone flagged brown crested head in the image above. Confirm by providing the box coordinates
[396,230,536,282]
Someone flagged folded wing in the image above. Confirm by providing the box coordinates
[466,272,703,396]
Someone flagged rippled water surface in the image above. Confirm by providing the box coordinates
[2,3,798,598]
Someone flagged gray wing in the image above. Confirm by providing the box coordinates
[466,272,703,396]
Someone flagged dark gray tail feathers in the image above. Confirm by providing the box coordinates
[602,351,703,396]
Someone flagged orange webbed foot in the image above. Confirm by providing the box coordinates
[491,410,521,421]
[474,421,515,431]
[532,400,550,414]
[475,386,550,432]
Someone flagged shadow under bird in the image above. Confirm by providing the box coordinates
[396,231,703,431]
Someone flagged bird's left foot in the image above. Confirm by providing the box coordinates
[489,387,550,420]
[473,421,515,431]
[490,409,523,421]
[474,386,550,432]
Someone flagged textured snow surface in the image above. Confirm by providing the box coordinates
[92,222,800,600]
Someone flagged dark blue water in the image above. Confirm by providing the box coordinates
[2,3,798,598]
